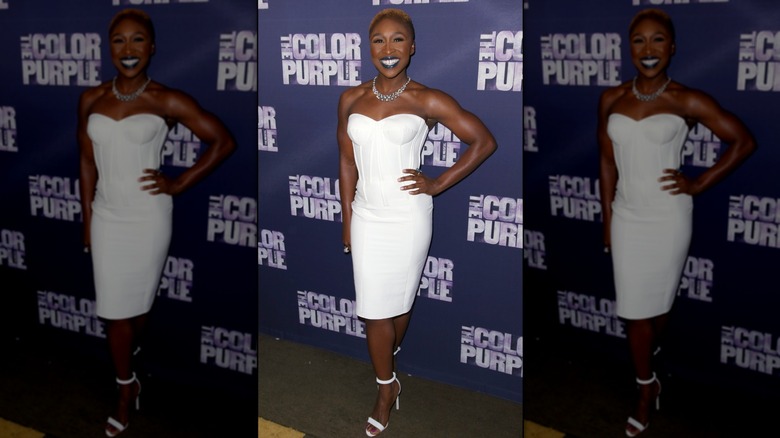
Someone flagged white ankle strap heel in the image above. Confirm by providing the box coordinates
[105,372,141,437]
[635,372,660,410]
[375,372,400,410]
[366,372,401,436]
[625,372,661,437]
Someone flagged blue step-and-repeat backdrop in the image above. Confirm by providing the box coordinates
[258,0,523,403]
[524,0,780,398]
[0,0,257,398]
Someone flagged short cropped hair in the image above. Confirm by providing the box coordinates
[369,8,415,41]
[629,8,675,42]
[109,8,156,43]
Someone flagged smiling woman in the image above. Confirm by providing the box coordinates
[77,8,236,437]
[597,8,756,437]
[336,7,497,437]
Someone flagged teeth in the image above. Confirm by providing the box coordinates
[640,57,659,68]
[380,57,399,68]
[121,57,140,68]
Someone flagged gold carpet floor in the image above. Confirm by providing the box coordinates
[0,417,45,438]
[1,416,561,437]
[256,418,564,438]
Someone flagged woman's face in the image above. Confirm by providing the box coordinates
[110,17,155,77]
[630,17,674,77]
[370,17,415,77]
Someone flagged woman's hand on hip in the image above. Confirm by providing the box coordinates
[139,168,178,195]
[399,168,438,196]
[659,168,699,195]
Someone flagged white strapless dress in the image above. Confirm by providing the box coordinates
[607,113,692,320]
[87,113,172,320]
[347,113,433,319]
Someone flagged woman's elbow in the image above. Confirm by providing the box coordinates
[746,137,757,155]
[222,138,238,156]
[735,136,757,161]
[483,136,498,157]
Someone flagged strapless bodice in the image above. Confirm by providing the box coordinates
[87,113,171,213]
[607,113,691,213]
[347,113,429,208]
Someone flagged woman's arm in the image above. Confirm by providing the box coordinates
[337,90,358,250]
[399,89,497,196]
[77,91,98,250]
[140,89,236,195]
[598,89,619,251]
[660,89,756,195]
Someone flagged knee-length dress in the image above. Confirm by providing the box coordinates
[87,113,172,320]
[347,113,433,320]
[607,113,692,320]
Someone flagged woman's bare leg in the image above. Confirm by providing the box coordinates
[364,314,405,433]
[105,314,145,433]
[391,312,411,369]
[625,314,665,434]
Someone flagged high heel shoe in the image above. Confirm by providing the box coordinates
[625,372,661,437]
[105,372,141,437]
[365,372,401,437]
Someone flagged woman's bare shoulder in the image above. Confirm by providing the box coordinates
[598,81,633,115]
[339,81,372,111]
[410,83,460,112]
[342,80,373,99]
[80,82,110,105]
[601,81,631,101]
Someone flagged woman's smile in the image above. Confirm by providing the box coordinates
[640,56,659,69]
[120,57,140,69]
[380,56,400,69]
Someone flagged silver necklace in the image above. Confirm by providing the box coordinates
[632,76,671,102]
[372,76,411,102]
[112,76,151,102]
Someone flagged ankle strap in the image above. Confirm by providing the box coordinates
[636,372,656,386]
[116,372,136,385]
[376,372,396,385]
